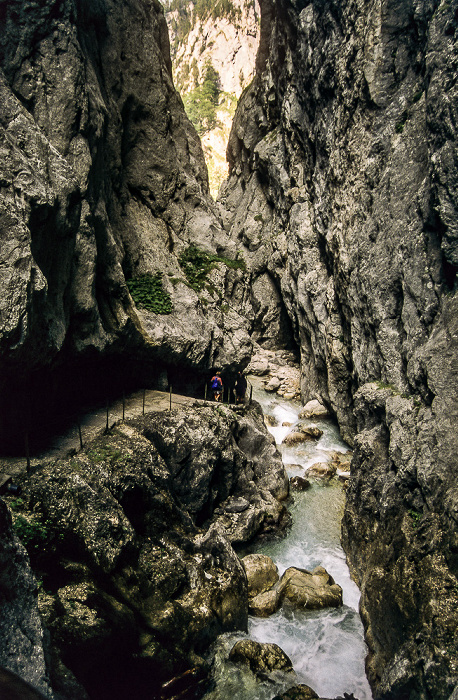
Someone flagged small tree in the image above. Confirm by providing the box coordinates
[183,61,221,135]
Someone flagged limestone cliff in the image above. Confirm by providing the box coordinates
[220,0,458,697]
[165,0,260,196]
[0,0,250,451]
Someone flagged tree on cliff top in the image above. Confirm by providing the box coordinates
[183,61,221,134]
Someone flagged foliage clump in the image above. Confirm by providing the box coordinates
[178,244,245,292]
[127,273,173,314]
[182,62,221,134]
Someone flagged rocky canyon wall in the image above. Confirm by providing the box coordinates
[0,0,251,451]
[219,0,458,697]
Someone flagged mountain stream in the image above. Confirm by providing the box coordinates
[204,377,373,700]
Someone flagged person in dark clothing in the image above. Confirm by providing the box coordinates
[234,372,247,403]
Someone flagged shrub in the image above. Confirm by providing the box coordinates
[127,273,173,314]
[178,244,245,291]
[14,515,55,553]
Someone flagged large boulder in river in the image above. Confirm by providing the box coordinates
[242,554,279,597]
[272,686,319,700]
[278,566,343,610]
[290,476,311,491]
[306,462,338,481]
[229,640,293,675]
[299,401,330,420]
[248,587,281,617]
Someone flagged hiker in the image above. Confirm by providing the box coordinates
[234,371,247,404]
[211,372,223,401]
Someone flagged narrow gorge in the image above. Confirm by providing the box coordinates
[0,0,456,699]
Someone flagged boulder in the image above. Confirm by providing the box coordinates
[272,685,319,700]
[0,499,55,698]
[278,566,343,610]
[299,401,330,420]
[4,402,292,697]
[242,553,279,597]
[297,426,324,440]
[248,360,270,376]
[229,640,293,675]
[282,432,311,446]
[265,377,282,392]
[290,476,311,491]
[306,462,337,480]
[248,588,281,617]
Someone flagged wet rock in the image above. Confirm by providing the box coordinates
[282,427,322,446]
[272,685,319,700]
[290,476,311,491]
[307,462,338,480]
[282,432,309,446]
[278,566,343,610]
[242,553,279,597]
[299,401,330,420]
[266,377,282,392]
[265,415,279,427]
[229,640,293,675]
[297,426,324,440]
[248,588,281,617]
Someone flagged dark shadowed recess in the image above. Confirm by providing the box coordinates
[0,355,218,455]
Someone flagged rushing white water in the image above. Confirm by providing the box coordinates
[204,378,373,700]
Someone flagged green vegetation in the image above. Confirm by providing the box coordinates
[13,515,52,552]
[408,509,422,528]
[178,244,245,292]
[168,0,240,24]
[87,446,126,464]
[182,61,221,134]
[127,273,173,314]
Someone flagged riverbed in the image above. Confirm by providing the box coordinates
[204,378,373,700]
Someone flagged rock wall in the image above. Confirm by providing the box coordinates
[0,500,53,698]
[219,0,458,697]
[0,0,251,451]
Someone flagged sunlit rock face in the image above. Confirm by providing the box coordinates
[219,0,458,697]
[0,0,251,450]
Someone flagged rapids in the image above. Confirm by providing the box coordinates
[204,378,373,700]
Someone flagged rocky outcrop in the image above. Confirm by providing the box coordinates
[0,0,251,452]
[0,500,54,698]
[1,401,289,698]
[220,0,458,697]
